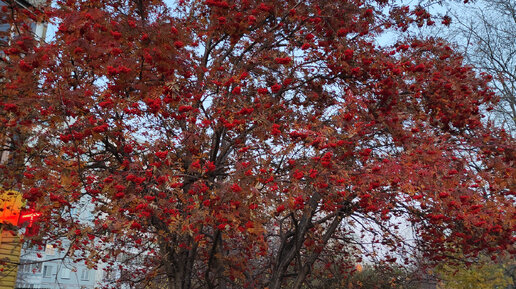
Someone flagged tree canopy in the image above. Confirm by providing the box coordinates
[0,0,515,288]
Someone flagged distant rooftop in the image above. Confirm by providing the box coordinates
[15,0,47,8]
[27,0,46,6]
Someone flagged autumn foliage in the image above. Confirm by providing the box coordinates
[0,0,515,288]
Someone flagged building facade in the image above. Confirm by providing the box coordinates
[15,242,100,289]
[0,0,47,45]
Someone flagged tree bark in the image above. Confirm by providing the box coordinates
[268,192,321,289]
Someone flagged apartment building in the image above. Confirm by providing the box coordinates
[14,196,102,289]
[15,243,99,289]
[0,0,47,45]
[14,201,103,289]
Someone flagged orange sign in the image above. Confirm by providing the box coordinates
[0,189,23,289]
[0,189,23,227]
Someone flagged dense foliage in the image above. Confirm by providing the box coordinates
[1,0,515,288]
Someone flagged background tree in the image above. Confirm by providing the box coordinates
[420,2,516,287]
[435,255,515,289]
[304,261,424,289]
[347,264,421,289]
[444,0,516,133]
[1,0,515,289]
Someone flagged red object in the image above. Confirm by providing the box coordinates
[16,210,41,237]
[19,210,41,227]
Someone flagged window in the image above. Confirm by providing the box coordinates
[19,260,42,274]
[0,0,47,48]
[80,269,89,281]
[61,267,71,279]
[18,260,28,273]
[102,270,109,280]
[45,244,55,255]
[32,262,42,273]
[42,265,52,278]
[0,1,9,46]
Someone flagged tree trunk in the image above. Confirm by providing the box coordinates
[268,192,322,289]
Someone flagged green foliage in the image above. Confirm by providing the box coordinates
[302,263,423,289]
[436,257,515,289]
[348,264,421,289]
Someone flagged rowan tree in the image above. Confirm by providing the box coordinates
[0,0,515,289]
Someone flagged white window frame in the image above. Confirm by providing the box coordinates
[45,244,55,255]
[61,267,71,279]
[80,269,89,281]
[42,265,52,278]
